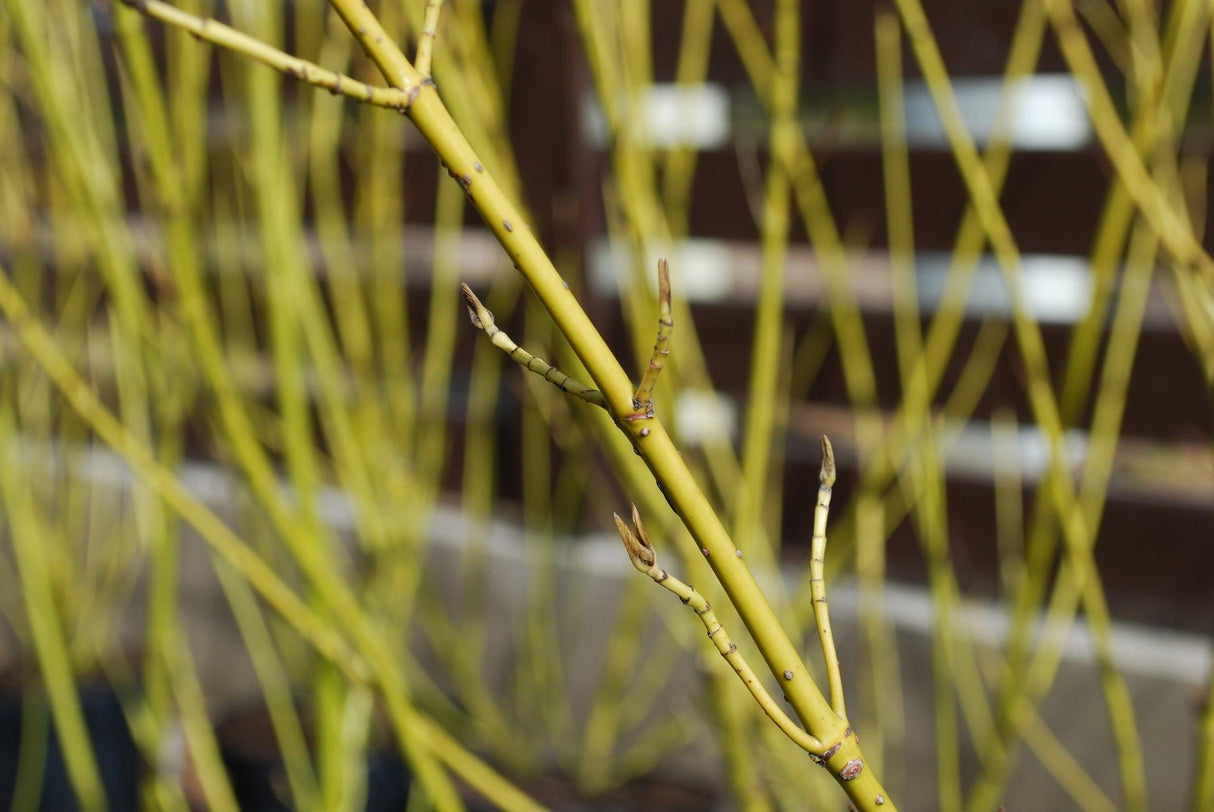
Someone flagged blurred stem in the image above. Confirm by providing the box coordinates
[876,10,921,378]
[230,5,347,805]
[11,0,161,689]
[891,2,1148,807]
[915,451,961,812]
[213,558,320,811]
[969,0,1209,803]
[660,0,715,235]
[11,689,50,812]
[854,497,903,796]
[735,0,799,572]
[110,12,210,790]
[576,0,744,508]
[1044,0,1214,279]
[749,19,1026,742]
[417,177,466,485]
[517,301,570,775]
[992,409,1025,603]
[308,14,374,381]
[576,575,653,793]
[0,258,545,812]
[165,641,240,812]
[0,406,106,812]
[716,0,884,479]
[877,3,997,789]
[1196,670,1214,811]
[792,0,1044,598]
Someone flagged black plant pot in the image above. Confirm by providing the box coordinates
[0,685,140,812]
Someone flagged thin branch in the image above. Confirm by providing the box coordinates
[116,0,421,113]
[614,505,825,754]
[415,0,446,77]
[811,436,847,721]
[630,258,672,416]
[460,283,607,409]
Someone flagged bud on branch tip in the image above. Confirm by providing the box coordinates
[819,435,836,488]
[613,507,655,571]
[459,282,486,329]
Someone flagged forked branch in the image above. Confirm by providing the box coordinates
[460,284,607,409]
[613,505,824,753]
[115,0,895,804]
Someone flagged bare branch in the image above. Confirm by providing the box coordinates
[613,505,825,754]
[116,0,421,113]
[811,436,847,720]
[460,284,607,409]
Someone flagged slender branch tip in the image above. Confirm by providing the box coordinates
[631,258,674,413]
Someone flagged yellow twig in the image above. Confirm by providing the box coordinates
[810,437,846,721]
[630,258,672,416]
[460,283,607,409]
[416,0,445,76]
[613,506,825,754]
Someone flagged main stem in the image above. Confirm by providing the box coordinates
[325,1,892,807]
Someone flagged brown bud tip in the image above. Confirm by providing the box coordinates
[656,258,671,306]
[613,512,654,572]
[459,283,484,328]
[819,435,836,487]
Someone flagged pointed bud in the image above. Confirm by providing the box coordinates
[459,283,486,328]
[819,435,836,488]
[614,510,655,571]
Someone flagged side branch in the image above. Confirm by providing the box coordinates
[614,505,824,753]
[460,284,607,409]
[630,258,673,417]
[116,0,421,113]
[811,436,847,720]
[415,0,446,76]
